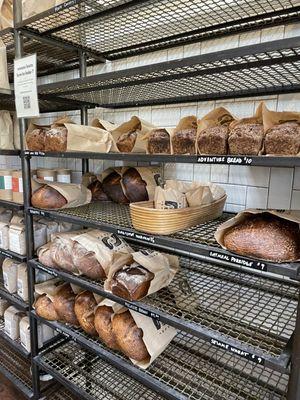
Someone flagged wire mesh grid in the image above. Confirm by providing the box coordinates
[39,329,289,400]
[46,386,80,400]
[39,340,164,400]
[22,0,300,59]
[38,43,300,107]
[0,337,33,390]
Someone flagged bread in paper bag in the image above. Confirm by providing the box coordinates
[25,121,50,151]
[154,186,187,209]
[105,249,179,301]
[197,107,234,155]
[228,103,264,155]
[145,128,172,154]
[74,291,98,336]
[94,304,120,350]
[31,180,92,209]
[215,209,300,262]
[263,104,300,155]
[171,116,197,155]
[34,278,62,321]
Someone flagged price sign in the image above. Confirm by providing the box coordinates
[14,54,40,118]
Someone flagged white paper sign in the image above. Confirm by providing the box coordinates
[14,54,40,118]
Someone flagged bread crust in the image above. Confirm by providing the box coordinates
[94,305,120,350]
[35,294,58,321]
[74,291,97,336]
[31,185,67,209]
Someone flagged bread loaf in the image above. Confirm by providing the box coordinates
[112,311,149,361]
[53,283,79,326]
[72,241,106,280]
[45,126,68,152]
[228,123,264,155]
[94,305,120,350]
[35,294,59,321]
[223,214,300,262]
[38,244,56,268]
[50,236,76,273]
[111,264,154,300]
[88,180,110,202]
[148,129,171,154]
[122,168,148,203]
[31,185,67,209]
[26,128,48,151]
[172,116,197,155]
[197,126,228,154]
[265,122,300,155]
[102,171,129,204]
[74,291,97,336]
[114,117,141,153]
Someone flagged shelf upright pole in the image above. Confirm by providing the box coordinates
[288,294,300,399]
[79,50,89,174]
[13,1,41,398]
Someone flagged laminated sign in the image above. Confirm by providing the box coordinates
[14,54,40,118]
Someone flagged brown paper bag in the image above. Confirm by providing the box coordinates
[0,0,12,28]
[0,110,13,149]
[154,186,187,209]
[0,40,9,91]
[105,249,179,300]
[111,117,156,153]
[22,0,56,20]
[197,107,234,155]
[91,118,116,132]
[228,102,264,155]
[34,278,63,302]
[263,104,300,155]
[215,209,300,262]
[98,299,177,369]
[65,123,114,153]
[171,116,197,155]
[33,179,92,209]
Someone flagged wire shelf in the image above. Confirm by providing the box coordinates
[31,254,299,370]
[36,329,289,400]
[0,316,30,358]
[29,202,300,279]
[44,384,81,400]
[18,0,300,60]
[0,337,34,398]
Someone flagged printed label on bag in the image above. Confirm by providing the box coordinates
[57,174,71,183]
[117,229,155,244]
[0,176,12,190]
[197,156,253,165]
[12,177,23,193]
[210,338,264,365]
[209,251,267,271]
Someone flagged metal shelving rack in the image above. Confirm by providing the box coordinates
[6,0,300,399]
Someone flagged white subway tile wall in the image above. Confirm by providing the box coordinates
[32,23,300,212]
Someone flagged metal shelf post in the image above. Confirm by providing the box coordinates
[288,294,300,399]
[13,0,41,398]
[79,50,89,175]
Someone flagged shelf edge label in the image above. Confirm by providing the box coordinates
[117,229,155,244]
[210,338,264,365]
[209,251,267,271]
[197,156,253,165]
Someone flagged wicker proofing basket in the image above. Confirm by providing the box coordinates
[130,195,227,235]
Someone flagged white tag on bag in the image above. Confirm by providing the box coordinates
[14,54,40,118]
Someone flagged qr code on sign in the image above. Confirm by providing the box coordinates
[23,96,31,109]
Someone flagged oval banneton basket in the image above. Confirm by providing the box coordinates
[130,195,227,235]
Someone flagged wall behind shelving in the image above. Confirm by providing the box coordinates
[5,22,300,212]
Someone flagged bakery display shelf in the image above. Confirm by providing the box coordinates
[22,151,300,167]
[0,278,28,311]
[0,247,27,262]
[0,337,34,399]
[37,36,300,108]
[16,0,300,61]
[30,256,298,371]
[0,199,23,210]
[0,316,30,358]
[33,319,289,400]
[27,203,300,280]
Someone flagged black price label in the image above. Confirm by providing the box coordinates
[0,250,12,259]
[25,151,46,156]
[123,301,160,321]
[117,229,155,244]
[38,264,57,277]
[197,156,253,165]
[29,209,46,217]
[209,251,267,271]
[210,338,264,365]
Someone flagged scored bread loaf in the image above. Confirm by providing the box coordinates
[112,311,149,362]
[72,241,106,280]
[94,305,120,350]
[26,128,48,151]
[265,122,300,155]
[197,125,228,155]
[88,180,110,202]
[172,116,197,155]
[114,116,142,153]
[111,264,154,301]
[35,294,59,321]
[45,126,68,152]
[148,129,171,154]
[228,123,264,155]
[31,185,67,209]
[223,214,300,262]
[52,283,79,326]
[50,235,76,273]
[102,171,129,204]
[74,291,97,336]
[122,168,148,203]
